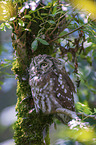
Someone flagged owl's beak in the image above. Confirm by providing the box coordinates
[37,67,42,74]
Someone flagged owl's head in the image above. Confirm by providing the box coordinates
[29,54,64,77]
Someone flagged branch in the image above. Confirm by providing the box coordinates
[45,13,66,36]
[54,108,78,119]
[49,14,66,36]
[77,112,96,120]
[54,108,96,120]
[49,17,96,44]
[49,25,84,43]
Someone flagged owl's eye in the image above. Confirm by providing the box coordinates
[40,63,47,67]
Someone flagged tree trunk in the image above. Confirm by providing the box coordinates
[11,3,54,145]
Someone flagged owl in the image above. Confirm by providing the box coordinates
[29,54,75,123]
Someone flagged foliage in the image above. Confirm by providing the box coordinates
[0,0,96,145]
[0,45,14,89]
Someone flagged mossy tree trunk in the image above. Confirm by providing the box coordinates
[11,3,55,145]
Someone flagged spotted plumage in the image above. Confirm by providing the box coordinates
[29,54,75,123]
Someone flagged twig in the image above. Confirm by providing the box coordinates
[45,13,66,35]
[49,17,96,44]
[49,14,66,36]
[49,25,84,43]
[77,112,96,120]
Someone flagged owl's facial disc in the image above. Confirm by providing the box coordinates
[37,59,53,74]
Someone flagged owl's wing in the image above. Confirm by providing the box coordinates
[53,70,75,111]
[31,72,75,115]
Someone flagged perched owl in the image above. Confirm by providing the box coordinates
[29,54,75,123]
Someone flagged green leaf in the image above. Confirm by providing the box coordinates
[67,52,72,61]
[31,40,38,51]
[18,20,25,27]
[22,15,31,19]
[94,108,96,113]
[52,6,57,15]
[85,46,92,55]
[69,63,74,69]
[37,38,49,45]
[48,20,56,24]
[10,17,16,21]
[92,49,96,59]
[86,56,92,65]
[5,22,12,29]
[59,31,68,37]
[0,23,6,31]
[76,102,92,115]
[41,13,48,16]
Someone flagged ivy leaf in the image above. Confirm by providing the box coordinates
[37,38,49,45]
[31,40,38,51]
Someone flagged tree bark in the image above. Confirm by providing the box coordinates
[11,3,54,145]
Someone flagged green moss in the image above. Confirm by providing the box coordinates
[11,3,55,144]
[34,43,54,56]
[12,46,53,145]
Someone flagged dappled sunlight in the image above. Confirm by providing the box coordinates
[0,1,15,21]
[71,0,96,19]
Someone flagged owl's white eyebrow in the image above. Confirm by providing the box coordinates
[31,66,35,71]
[34,76,38,80]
